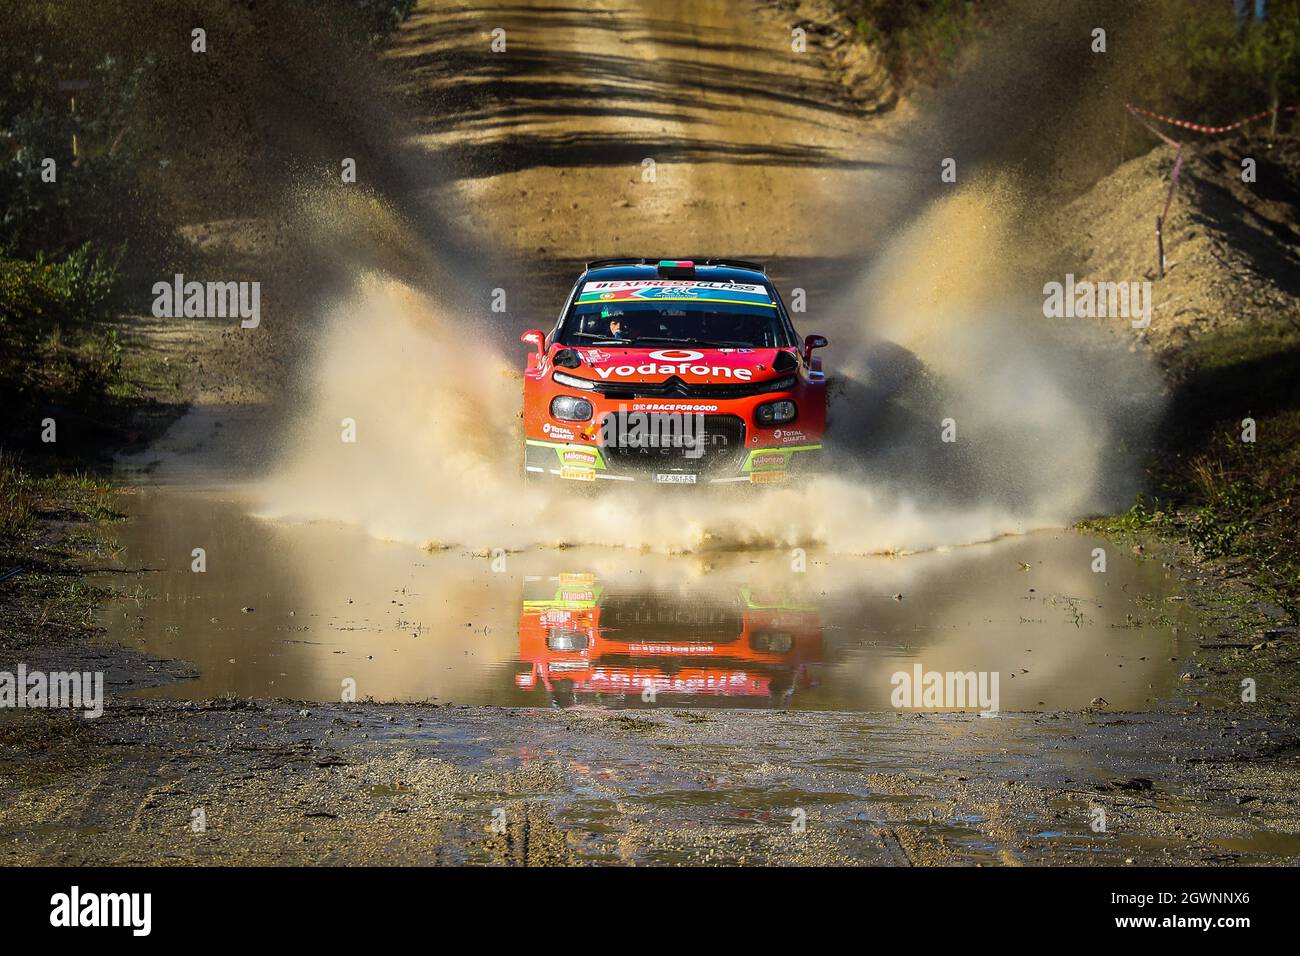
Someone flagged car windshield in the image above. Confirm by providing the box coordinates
[558,279,794,349]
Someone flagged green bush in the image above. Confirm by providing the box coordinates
[0,41,172,263]
[1114,0,1300,135]
[36,243,124,323]
[1175,0,1299,131]
[0,242,122,328]
[0,243,125,404]
[848,0,987,85]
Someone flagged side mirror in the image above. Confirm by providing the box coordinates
[803,333,828,363]
[521,329,545,355]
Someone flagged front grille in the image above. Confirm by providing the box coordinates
[590,374,795,401]
[599,413,747,474]
[599,596,742,644]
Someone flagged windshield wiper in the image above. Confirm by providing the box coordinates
[566,334,761,348]
[566,333,640,345]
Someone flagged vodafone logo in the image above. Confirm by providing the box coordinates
[647,348,703,362]
[589,348,754,382]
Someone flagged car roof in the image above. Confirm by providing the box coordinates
[581,263,769,285]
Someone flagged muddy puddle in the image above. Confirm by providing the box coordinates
[93,488,1194,711]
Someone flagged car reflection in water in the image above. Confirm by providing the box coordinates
[515,573,823,708]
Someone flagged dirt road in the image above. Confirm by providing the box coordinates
[391,0,898,262]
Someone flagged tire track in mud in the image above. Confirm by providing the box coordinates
[478,800,575,866]
[390,0,897,290]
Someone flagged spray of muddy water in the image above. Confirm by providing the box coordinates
[829,179,1160,535]
[255,174,1160,554]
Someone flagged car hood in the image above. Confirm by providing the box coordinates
[564,346,791,386]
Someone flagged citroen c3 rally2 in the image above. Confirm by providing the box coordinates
[520,258,829,486]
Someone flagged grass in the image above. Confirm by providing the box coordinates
[1083,316,1300,617]
[0,451,123,556]
[24,327,125,400]
[38,471,125,523]
[0,451,37,541]
[1176,414,1300,609]
[1080,497,1164,536]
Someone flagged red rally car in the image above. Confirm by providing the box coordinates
[513,573,824,708]
[520,258,828,486]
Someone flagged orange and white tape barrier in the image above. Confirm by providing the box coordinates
[1125,101,1299,135]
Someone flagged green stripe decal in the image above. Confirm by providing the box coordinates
[526,439,606,470]
[742,445,822,472]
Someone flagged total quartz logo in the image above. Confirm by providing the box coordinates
[542,422,577,440]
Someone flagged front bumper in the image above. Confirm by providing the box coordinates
[524,438,823,485]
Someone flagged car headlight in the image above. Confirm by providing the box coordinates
[547,629,590,652]
[755,400,797,426]
[551,395,594,421]
[553,371,597,390]
[751,630,794,654]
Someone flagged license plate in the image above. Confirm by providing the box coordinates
[560,466,596,482]
[750,470,787,484]
[655,473,696,484]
